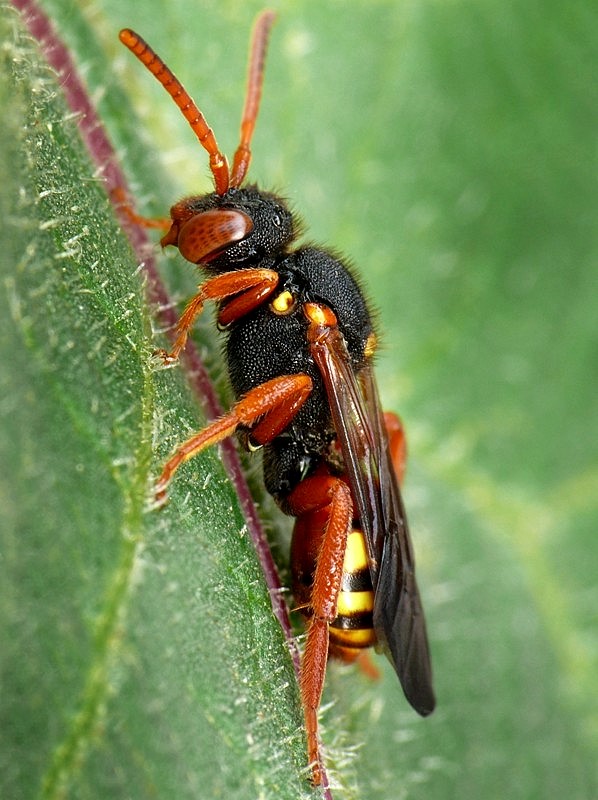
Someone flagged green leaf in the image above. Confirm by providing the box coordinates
[2,1,597,799]
[0,5,307,799]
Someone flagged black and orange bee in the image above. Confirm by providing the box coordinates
[119,10,435,785]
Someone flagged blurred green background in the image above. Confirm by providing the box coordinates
[1,0,597,798]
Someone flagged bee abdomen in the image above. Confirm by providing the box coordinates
[329,529,377,654]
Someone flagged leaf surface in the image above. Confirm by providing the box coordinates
[2,1,597,798]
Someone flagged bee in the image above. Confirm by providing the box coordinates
[119,10,435,785]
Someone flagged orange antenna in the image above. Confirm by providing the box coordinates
[230,10,277,188]
[119,28,230,194]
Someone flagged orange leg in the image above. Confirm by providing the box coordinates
[111,186,172,230]
[384,410,407,485]
[355,651,382,680]
[287,474,353,785]
[155,373,312,501]
[160,268,279,361]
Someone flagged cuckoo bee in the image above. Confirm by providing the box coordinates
[119,10,435,785]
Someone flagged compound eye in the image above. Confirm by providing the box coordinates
[177,208,253,264]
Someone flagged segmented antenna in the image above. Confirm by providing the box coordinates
[230,10,277,188]
[119,9,276,195]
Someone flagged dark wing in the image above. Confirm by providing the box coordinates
[310,324,435,716]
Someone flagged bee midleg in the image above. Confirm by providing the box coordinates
[287,473,353,786]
